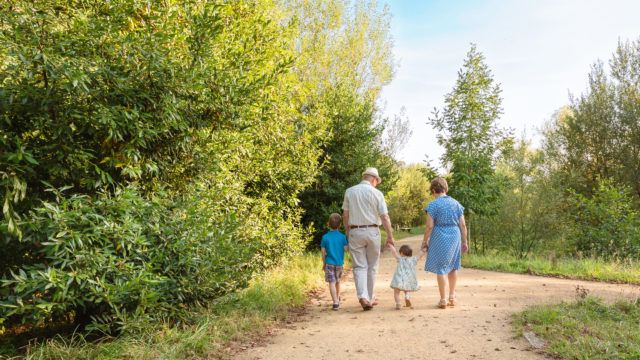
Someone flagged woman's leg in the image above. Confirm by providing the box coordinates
[448,270,457,298]
[436,274,447,301]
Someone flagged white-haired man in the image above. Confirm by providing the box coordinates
[342,167,395,310]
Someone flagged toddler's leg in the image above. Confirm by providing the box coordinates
[393,288,401,309]
[404,291,413,309]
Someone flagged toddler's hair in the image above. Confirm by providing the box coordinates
[328,213,342,230]
[399,244,413,256]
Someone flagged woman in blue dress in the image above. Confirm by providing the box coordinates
[421,177,468,309]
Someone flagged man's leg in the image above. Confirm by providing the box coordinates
[364,228,381,303]
[348,229,370,302]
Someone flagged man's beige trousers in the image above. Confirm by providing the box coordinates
[348,227,381,301]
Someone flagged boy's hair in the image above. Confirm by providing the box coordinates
[399,244,413,256]
[328,213,342,230]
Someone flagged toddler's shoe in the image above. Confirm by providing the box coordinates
[405,299,413,309]
[395,303,402,310]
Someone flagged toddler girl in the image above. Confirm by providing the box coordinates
[387,243,425,309]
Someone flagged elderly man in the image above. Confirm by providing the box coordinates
[342,167,395,310]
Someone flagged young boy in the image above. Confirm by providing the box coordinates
[321,213,348,310]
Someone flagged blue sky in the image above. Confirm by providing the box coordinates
[380,0,640,165]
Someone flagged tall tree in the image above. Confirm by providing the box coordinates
[428,44,511,249]
[282,0,398,241]
[543,38,640,199]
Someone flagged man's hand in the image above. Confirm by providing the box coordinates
[386,236,395,247]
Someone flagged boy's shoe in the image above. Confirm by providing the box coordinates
[332,303,340,311]
[405,299,413,309]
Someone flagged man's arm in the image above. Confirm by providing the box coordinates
[380,213,394,246]
[342,210,350,237]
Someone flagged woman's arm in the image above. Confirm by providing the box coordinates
[422,214,434,252]
[459,215,468,253]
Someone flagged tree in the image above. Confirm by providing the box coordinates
[543,38,640,200]
[488,138,567,258]
[428,44,511,250]
[387,164,431,227]
[284,0,398,242]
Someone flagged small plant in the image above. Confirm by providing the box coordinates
[575,285,590,300]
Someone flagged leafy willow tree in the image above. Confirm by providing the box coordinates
[428,44,511,250]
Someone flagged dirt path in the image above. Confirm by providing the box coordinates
[239,236,640,360]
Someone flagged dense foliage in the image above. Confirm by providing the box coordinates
[0,0,395,335]
[432,40,640,259]
[387,164,431,228]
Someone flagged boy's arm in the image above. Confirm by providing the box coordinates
[321,248,327,270]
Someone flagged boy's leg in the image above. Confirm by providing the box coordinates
[335,281,341,301]
[328,281,338,304]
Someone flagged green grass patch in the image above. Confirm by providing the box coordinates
[462,252,640,284]
[514,297,640,359]
[2,254,323,360]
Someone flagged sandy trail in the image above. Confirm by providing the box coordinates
[238,236,640,360]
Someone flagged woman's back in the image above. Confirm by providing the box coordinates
[426,196,464,227]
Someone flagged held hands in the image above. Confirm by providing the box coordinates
[461,241,469,254]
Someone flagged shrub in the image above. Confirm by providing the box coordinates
[570,179,640,260]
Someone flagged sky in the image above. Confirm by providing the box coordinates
[379,0,640,166]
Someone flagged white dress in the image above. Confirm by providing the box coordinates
[390,256,419,291]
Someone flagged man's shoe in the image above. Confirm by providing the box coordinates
[359,298,373,311]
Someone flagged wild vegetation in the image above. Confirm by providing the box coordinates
[0,0,399,349]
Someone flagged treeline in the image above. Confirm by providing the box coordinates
[0,1,397,335]
[418,41,640,260]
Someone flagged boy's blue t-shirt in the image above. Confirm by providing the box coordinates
[321,230,348,266]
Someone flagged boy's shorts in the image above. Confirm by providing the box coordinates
[324,264,343,283]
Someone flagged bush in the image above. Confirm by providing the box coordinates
[570,179,640,260]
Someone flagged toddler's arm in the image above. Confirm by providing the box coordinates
[418,249,427,261]
[386,243,400,259]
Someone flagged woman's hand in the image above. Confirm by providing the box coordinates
[461,241,468,253]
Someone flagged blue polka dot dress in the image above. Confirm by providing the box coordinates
[424,196,464,275]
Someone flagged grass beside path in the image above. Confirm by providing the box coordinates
[514,297,640,359]
[462,252,640,285]
[12,254,323,360]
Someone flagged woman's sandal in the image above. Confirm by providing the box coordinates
[438,299,447,309]
[447,297,456,307]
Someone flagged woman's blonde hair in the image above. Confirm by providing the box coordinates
[430,177,448,194]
